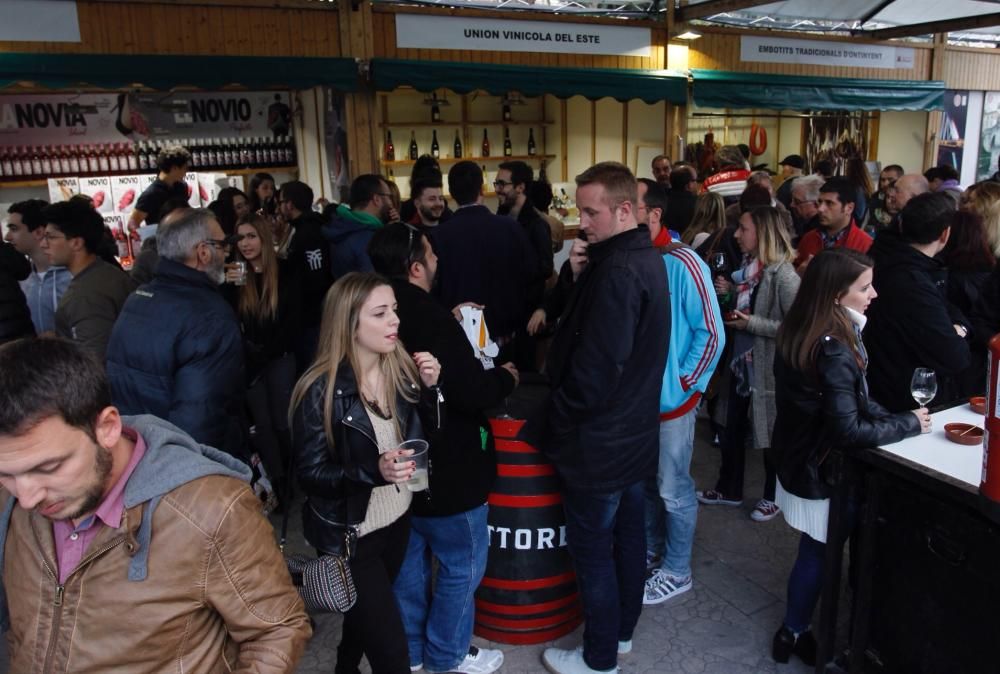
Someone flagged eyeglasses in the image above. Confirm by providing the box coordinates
[202,234,244,250]
[43,232,67,242]
[493,180,513,189]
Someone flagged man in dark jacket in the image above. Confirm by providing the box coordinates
[663,168,697,234]
[865,192,970,412]
[495,160,553,370]
[369,223,516,674]
[279,180,332,370]
[433,162,537,352]
[106,208,245,460]
[528,162,670,674]
[0,241,34,344]
[323,174,390,278]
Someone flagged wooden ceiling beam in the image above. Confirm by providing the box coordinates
[674,0,777,23]
[856,11,1000,40]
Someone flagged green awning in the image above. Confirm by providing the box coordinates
[691,69,944,111]
[0,53,361,91]
[372,58,688,104]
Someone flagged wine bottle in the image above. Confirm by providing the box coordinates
[431,130,440,159]
[409,131,418,161]
[503,127,512,157]
[31,146,44,178]
[97,144,111,173]
[431,103,441,123]
[388,168,395,183]
[109,143,122,173]
[453,130,462,159]
[0,148,13,178]
[481,129,490,157]
[39,146,53,177]
[385,131,395,161]
[502,103,512,121]
[68,145,81,174]
[125,143,138,172]
[527,128,537,156]
[12,147,26,177]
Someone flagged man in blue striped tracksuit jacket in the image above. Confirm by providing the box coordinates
[636,179,725,606]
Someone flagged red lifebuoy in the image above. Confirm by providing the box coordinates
[749,123,767,156]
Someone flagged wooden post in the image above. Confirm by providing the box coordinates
[924,32,947,171]
[339,0,378,177]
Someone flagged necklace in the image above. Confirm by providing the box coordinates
[360,377,392,420]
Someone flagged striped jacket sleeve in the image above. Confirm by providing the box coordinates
[672,247,725,393]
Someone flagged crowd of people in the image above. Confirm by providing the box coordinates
[0,140,998,673]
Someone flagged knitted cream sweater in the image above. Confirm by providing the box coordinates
[357,410,411,537]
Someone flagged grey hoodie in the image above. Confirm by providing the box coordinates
[0,414,252,630]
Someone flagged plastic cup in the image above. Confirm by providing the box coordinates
[398,439,429,492]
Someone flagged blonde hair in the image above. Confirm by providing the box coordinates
[289,272,419,445]
[682,192,726,245]
[234,214,279,322]
[747,206,795,266]
[968,181,1000,257]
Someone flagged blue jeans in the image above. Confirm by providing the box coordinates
[644,407,698,579]
[563,481,646,672]
[784,532,825,634]
[393,505,489,671]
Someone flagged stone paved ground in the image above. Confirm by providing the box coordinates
[0,411,834,673]
[293,412,825,674]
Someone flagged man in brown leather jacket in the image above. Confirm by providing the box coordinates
[0,338,311,673]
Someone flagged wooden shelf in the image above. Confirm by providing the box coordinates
[379,120,554,128]
[467,120,555,127]
[380,154,554,167]
[0,178,46,188]
[0,166,297,189]
[379,121,464,128]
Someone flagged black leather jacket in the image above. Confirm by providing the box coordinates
[768,335,921,500]
[292,359,442,554]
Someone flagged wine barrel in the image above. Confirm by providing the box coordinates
[474,416,582,645]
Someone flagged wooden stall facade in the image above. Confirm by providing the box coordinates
[4,0,1000,179]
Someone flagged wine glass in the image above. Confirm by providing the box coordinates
[910,368,937,408]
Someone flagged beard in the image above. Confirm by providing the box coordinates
[417,204,443,224]
[208,255,226,285]
[62,444,114,522]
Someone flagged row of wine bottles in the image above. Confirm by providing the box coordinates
[0,136,295,181]
[428,102,518,123]
[384,128,538,161]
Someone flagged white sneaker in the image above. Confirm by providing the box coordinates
[542,647,618,673]
[617,639,632,655]
[643,569,693,605]
[428,646,503,674]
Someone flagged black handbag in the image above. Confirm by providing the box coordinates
[280,435,359,614]
[282,524,358,613]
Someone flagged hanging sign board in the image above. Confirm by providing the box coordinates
[396,14,651,57]
[740,36,915,70]
[0,91,292,148]
[0,0,80,42]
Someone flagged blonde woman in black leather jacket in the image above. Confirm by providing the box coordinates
[290,271,441,674]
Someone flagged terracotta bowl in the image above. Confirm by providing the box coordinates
[944,422,984,446]
[970,396,987,415]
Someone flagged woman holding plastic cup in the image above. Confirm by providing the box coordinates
[290,271,442,674]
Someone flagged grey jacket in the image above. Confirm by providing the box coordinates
[745,260,800,449]
[55,257,136,359]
